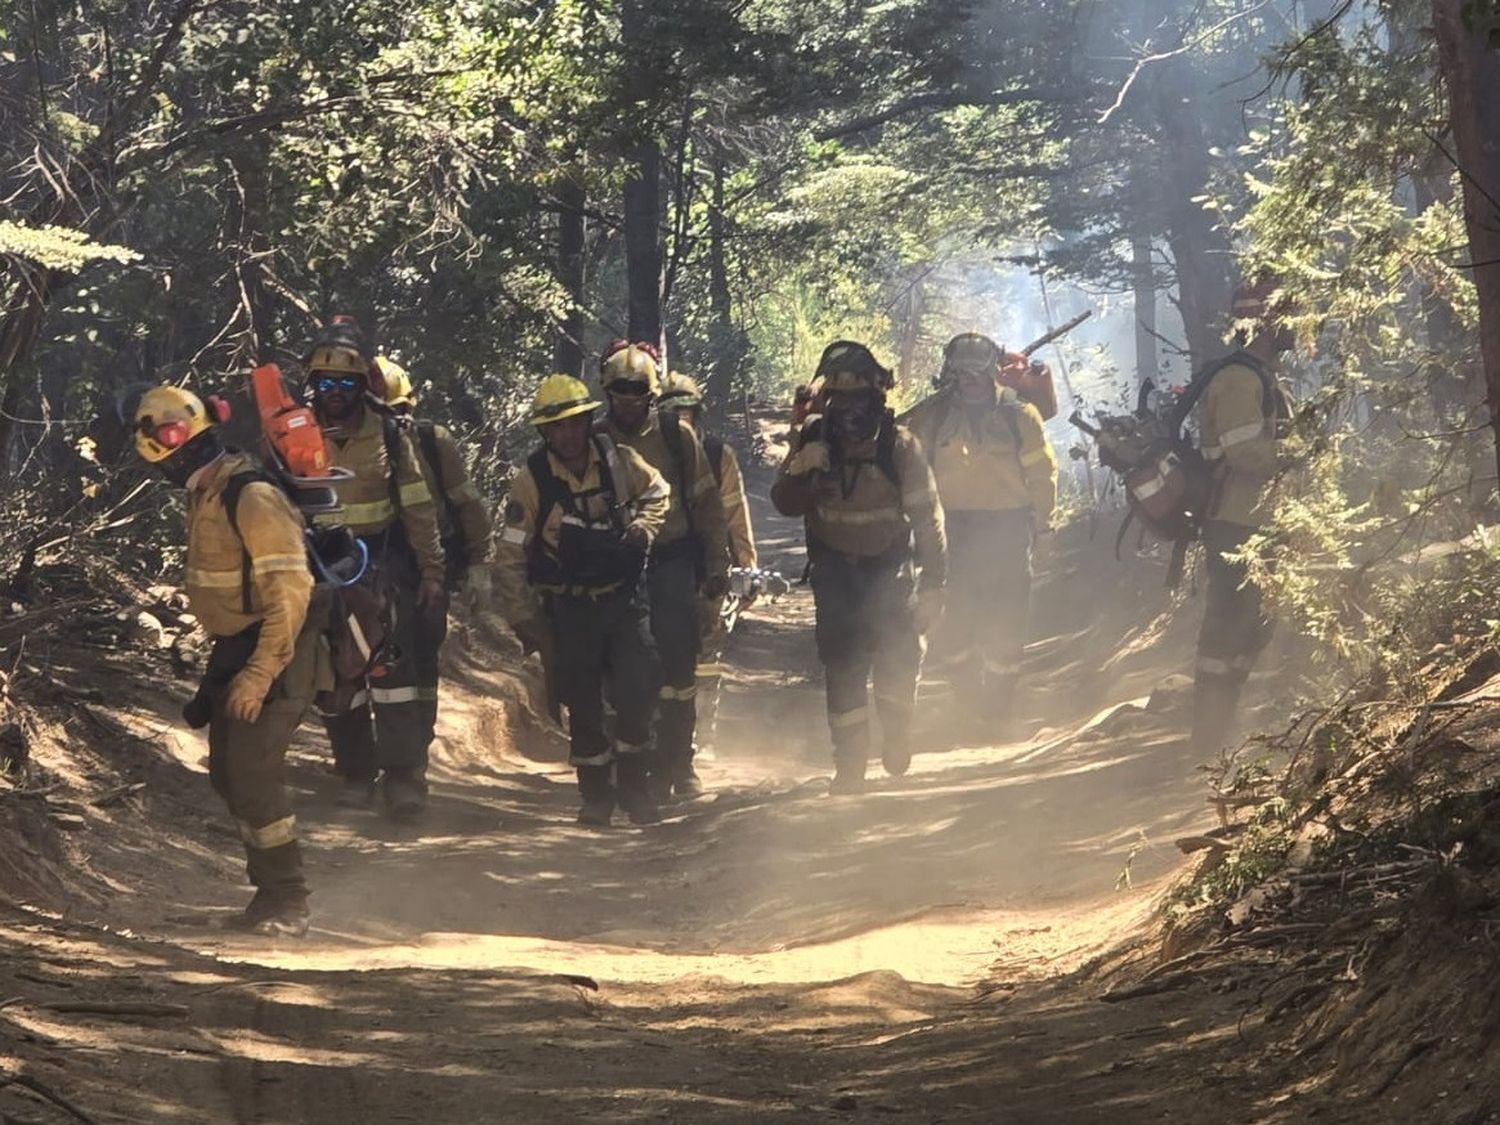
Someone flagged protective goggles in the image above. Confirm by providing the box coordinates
[606,379,653,398]
[312,374,363,394]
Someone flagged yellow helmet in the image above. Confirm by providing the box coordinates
[599,343,661,395]
[659,371,703,410]
[374,356,415,408]
[530,374,600,427]
[133,385,219,463]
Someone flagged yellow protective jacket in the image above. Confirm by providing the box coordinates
[904,391,1058,527]
[495,438,670,624]
[1196,357,1282,528]
[599,413,730,580]
[408,418,493,568]
[186,453,313,699]
[321,407,446,584]
[712,438,757,570]
[771,419,947,589]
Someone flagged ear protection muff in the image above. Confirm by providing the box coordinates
[206,395,231,424]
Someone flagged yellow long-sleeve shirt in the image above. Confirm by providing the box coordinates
[599,413,729,580]
[186,453,313,698]
[495,437,670,623]
[771,420,947,589]
[408,419,493,568]
[321,407,446,583]
[904,391,1057,526]
[1196,357,1283,528]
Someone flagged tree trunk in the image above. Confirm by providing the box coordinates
[1433,0,1500,487]
[552,177,588,378]
[623,139,664,349]
[1155,60,1232,372]
[705,159,742,419]
[1131,228,1159,391]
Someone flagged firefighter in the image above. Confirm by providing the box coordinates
[657,371,757,759]
[134,386,319,936]
[495,375,670,826]
[771,341,947,794]
[306,319,448,819]
[596,344,730,800]
[1191,279,1293,753]
[904,333,1057,737]
[375,357,495,751]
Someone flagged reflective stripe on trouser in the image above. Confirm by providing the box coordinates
[325,578,431,778]
[943,509,1031,720]
[647,553,702,782]
[207,619,318,896]
[811,547,923,762]
[548,586,660,777]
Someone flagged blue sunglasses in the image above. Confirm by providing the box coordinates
[313,375,362,394]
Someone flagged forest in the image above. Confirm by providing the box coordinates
[3,0,1500,1121]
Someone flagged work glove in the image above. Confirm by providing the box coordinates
[785,440,831,477]
[417,576,446,611]
[513,617,548,656]
[464,564,493,612]
[225,671,271,724]
[622,521,652,551]
[913,587,945,636]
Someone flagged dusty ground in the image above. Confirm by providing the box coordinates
[0,486,1326,1124]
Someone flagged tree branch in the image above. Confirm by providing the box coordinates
[813,87,1061,142]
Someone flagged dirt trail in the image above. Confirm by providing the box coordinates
[0,488,1301,1123]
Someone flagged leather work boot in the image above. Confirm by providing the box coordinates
[576,799,615,827]
[829,751,868,796]
[616,756,662,825]
[335,776,378,809]
[880,734,912,777]
[673,767,706,799]
[228,890,310,938]
[382,769,427,820]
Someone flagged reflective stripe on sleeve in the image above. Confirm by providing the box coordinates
[816,506,901,525]
[342,498,395,526]
[399,479,434,507]
[251,552,308,575]
[1219,420,1265,449]
[500,526,529,545]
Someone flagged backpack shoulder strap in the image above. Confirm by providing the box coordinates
[704,433,725,487]
[381,416,406,513]
[593,432,629,528]
[221,468,283,616]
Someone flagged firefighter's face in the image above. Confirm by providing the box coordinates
[956,367,997,406]
[606,381,653,432]
[542,413,592,463]
[312,373,364,421]
[826,389,882,443]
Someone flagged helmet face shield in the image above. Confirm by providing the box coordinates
[942,333,1002,381]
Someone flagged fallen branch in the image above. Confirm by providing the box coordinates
[1099,971,1199,1002]
[88,782,146,808]
[0,1070,98,1125]
[41,1001,189,1018]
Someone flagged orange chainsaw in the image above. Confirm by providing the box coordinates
[249,362,352,512]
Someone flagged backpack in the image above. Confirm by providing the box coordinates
[220,466,389,707]
[1089,352,1288,584]
[404,418,468,586]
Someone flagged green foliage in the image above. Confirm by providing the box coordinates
[0,223,140,272]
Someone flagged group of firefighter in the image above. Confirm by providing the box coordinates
[129,281,1289,938]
